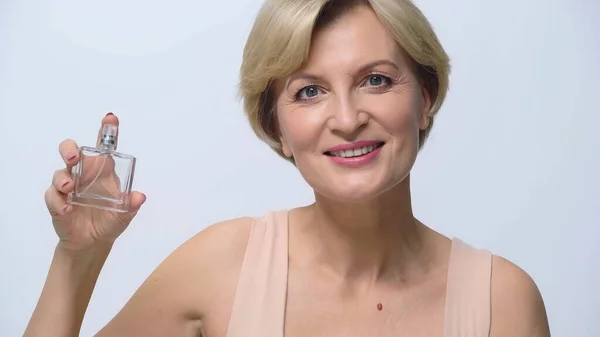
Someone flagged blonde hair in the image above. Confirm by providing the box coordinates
[239,0,450,162]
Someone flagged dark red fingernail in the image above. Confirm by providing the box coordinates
[66,151,77,161]
[106,112,114,116]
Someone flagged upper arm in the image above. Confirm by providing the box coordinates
[94,217,253,337]
[489,255,551,337]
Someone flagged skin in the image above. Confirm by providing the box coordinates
[24,5,550,337]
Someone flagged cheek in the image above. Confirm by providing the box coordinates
[278,106,327,155]
[361,93,422,135]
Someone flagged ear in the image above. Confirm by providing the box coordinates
[419,85,432,130]
[274,109,293,158]
[280,136,293,157]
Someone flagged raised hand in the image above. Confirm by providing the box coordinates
[44,113,146,252]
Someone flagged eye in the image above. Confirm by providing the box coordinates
[296,85,321,100]
[365,74,390,87]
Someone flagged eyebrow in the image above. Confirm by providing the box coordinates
[285,59,400,88]
[356,59,400,74]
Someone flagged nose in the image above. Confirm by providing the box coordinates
[327,94,368,136]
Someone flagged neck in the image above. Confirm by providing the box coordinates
[299,176,435,283]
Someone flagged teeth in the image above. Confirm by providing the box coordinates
[331,145,378,158]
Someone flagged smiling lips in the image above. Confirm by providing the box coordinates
[325,140,384,167]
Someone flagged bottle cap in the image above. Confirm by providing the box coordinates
[99,124,118,147]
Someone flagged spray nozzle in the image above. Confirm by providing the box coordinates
[99,124,118,147]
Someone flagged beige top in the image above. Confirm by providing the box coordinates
[226,210,493,337]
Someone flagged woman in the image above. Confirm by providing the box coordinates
[25,0,550,336]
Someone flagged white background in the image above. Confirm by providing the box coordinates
[1,0,598,336]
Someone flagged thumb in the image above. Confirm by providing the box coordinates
[116,192,146,223]
[128,191,146,213]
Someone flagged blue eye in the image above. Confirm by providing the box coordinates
[367,75,389,86]
[297,85,320,99]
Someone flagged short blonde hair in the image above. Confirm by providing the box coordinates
[239,0,450,162]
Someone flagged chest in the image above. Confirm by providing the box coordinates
[200,280,447,337]
[282,273,448,337]
[201,300,447,337]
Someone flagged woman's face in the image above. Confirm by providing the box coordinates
[274,5,431,202]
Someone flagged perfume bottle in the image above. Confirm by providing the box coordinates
[67,124,136,212]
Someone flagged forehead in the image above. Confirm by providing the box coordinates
[301,5,403,73]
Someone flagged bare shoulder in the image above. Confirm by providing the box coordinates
[163,216,255,313]
[96,216,255,337]
[489,254,551,337]
[183,216,255,266]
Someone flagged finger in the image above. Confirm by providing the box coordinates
[52,169,73,194]
[127,192,147,213]
[44,186,72,216]
[59,139,80,168]
[101,112,120,127]
[97,112,120,148]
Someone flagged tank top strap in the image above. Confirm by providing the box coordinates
[225,210,289,337]
[443,238,493,337]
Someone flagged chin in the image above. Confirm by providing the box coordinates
[320,187,389,203]
[320,176,406,203]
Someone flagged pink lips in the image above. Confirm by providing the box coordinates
[325,140,384,168]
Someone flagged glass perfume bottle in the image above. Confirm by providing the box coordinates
[67,124,136,212]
